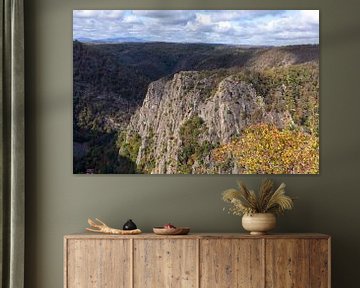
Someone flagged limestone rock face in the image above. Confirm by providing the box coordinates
[123,71,293,174]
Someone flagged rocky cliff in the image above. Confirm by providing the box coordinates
[120,67,308,174]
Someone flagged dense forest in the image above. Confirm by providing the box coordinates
[73,41,319,174]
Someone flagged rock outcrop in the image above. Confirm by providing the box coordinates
[122,70,295,174]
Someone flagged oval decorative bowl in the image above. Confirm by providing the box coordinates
[153,227,190,235]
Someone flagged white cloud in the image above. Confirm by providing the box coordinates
[300,10,319,25]
[102,10,126,19]
[73,10,98,18]
[196,14,212,25]
[73,10,126,20]
[215,21,233,32]
[123,15,142,24]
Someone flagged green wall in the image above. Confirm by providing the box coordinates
[24,0,360,287]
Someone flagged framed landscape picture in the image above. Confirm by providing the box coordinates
[73,10,319,174]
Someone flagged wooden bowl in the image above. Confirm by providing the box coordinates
[153,227,190,235]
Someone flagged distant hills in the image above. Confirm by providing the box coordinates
[75,37,146,43]
[74,37,275,47]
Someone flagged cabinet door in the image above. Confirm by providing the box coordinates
[266,239,309,287]
[134,239,198,288]
[309,239,330,288]
[66,239,131,288]
[200,239,264,288]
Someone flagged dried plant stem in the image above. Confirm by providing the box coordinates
[222,179,294,216]
[86,218,142,235]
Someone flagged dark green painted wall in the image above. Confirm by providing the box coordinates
[24,1,360,287]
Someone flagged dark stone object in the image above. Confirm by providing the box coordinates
[123,219,137,230]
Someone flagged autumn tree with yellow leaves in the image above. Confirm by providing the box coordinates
[213,124,319,174]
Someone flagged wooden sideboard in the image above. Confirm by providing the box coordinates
[64,233,330,288]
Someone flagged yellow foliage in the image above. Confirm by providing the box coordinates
[213,124,319,174]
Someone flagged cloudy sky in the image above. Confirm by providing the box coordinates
[73,10,319,46]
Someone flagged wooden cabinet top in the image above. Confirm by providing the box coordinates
[64,232,330,240]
